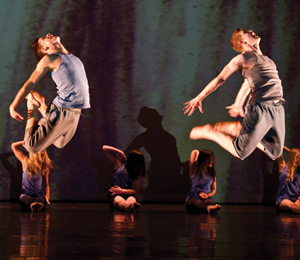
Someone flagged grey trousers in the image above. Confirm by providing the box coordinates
[233,101,285,160]
[23,102,81,154]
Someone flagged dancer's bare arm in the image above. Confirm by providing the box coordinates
[109,181,140,196]
[283,146,290,153]
[103,145,126,170]
[226,79,251,117]
[11,141,27,169]
[276,154,286,174]
[183,52,256,116]
[43,170,50,204]
[189,150,199,179]
[9,55,60,122]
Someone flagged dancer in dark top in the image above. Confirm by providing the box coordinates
[103,145,145,212]
[184,29,285,160]
[11,141,53,212]
[276,147,300,214]
[185,149,221,214]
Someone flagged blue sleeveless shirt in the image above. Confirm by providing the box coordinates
[108,163,134,198]
[20,168,44,199]
[50,53,90,109]
[276,166,300,205]
[185,169,214,203]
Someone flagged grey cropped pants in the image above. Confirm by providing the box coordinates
[23,102,81,154]
[233,100,285,160]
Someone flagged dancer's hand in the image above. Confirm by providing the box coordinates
[9,105,24,122]
[183,96,203,116]
[226,104,245,117]
[199,192,208,199]
[45,196,50,205]
[109,185,123,195]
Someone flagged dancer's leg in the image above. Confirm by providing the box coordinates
[213,121,266,154]
[112,196,128,211]
[190,124,240,158]
[186,198,215,213]
[279,199,300,214]
[125,196,140,212]
[25,94,40,131]
[20,195,34,211]
[32,91,47,117]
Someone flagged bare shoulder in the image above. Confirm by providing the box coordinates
[230,52,256,69]
[37,54,61,71]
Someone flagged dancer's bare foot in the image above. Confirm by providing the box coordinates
[26,92,41,108]
[126,202,140,212]
[213,121,241,137]
[190,124,214,140]
[36,202,45,212]
[30,91,46,106]
[207,204,221,214]
[30,202,38,212]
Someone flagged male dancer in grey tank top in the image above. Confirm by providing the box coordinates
[9,33,90,154]
[183,28,285,160]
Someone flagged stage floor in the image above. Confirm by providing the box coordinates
[0,202,299,259]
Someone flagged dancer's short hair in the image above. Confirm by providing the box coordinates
[230,28,244,53]
[32,38,46,61]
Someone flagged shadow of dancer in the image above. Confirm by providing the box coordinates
[0,152,22,201]
[125,107,189,201]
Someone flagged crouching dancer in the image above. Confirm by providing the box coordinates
[276,147,300,214]
[103,145,145,212]
[185,149,221,214]
[11,140,52,212]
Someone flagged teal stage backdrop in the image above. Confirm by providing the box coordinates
[1,0,300,203]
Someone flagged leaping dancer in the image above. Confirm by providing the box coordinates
[183,29,285,160]
[9,33,90,154]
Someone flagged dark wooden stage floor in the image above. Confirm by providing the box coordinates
[0,202,299,259]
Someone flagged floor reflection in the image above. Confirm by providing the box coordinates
[185,213,221,259]
[277,213,300,259]
[109,211,136,256]
[16,212,49,259]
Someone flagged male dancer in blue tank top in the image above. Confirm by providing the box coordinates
[183,29,285,160]
[9,33,90,154]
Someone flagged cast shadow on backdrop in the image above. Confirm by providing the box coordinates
[0,152,22,201]
[91,106,190,202]
[124,106,190,201]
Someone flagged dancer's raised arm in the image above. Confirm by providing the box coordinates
[183,52,255,116]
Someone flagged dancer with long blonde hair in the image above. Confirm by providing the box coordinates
[11,140,53,212]
[276,147,300,214]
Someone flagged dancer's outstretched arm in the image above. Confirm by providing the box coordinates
[9,55,59,122]
[183,52,256,116]
[226,79,251,117]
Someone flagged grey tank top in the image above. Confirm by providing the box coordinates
[242,52,283,103]
[50,53,90,109]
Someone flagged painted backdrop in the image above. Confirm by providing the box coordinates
[1,0,300,203]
